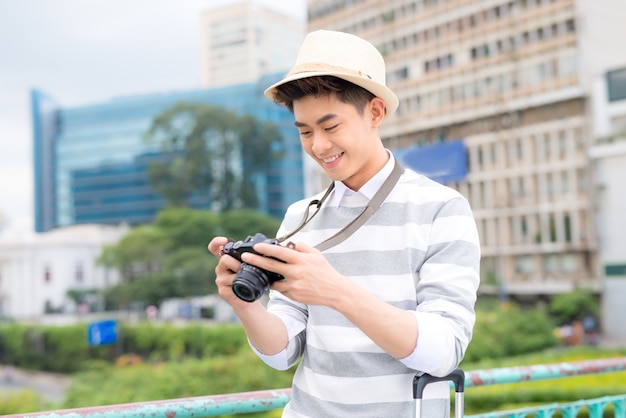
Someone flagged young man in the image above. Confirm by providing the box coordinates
[208,30,480,417]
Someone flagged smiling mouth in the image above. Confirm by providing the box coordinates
[320,152,344,164]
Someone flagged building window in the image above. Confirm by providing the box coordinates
[564,214,572,242]
[76,264,84,283]
[521,216,528,236]
[543,134,552,161]
[545,253,578,274]
[514,255,535,274]
[576,168,587,192]
[490,144,497,165]
[559,171,569,194]
[516,138,524,161]
[548,214,557,242]
[607,67,626,102]
[545,173,554,197]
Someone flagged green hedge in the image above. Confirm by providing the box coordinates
[0,302,560,374]
[0,322,248,373]
[62,349,295,409]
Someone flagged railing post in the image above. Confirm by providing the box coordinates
[535,405,557,418]
[560,403,582,418]
[588,399,608,418]
[616,398,626,418]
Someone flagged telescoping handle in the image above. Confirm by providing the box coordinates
[413,368,465,418]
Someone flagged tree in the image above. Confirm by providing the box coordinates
[97,208,282,309]
[143,102,283,211]
[549,289,600,325]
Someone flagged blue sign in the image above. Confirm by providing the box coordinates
[88,320,118,346]
[397,140,468,184]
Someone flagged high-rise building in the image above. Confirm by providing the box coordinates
[200,1,305,88]
[308,0,626,298]
[32,76,304,233]
[590,67,626,341]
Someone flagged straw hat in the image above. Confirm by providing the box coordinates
[264,30,399,116]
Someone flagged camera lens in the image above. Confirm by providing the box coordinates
[232,281,260,302]
[232,263,268,302]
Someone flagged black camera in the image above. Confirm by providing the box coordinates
[221,233,284,302]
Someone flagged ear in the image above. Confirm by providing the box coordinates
[369,97,386,128]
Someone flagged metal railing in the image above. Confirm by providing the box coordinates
[10,357,626,418]
[468,395,626,418]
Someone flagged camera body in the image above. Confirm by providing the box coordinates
[222,233,284,302]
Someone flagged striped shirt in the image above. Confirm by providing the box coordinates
[254,154,480,417]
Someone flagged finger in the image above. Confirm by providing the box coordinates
[288,241,318,253]
[208,236,229,257]
[251,240,310,261]
[218,254,242,274]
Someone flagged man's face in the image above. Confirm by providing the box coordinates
[293,93,385,191]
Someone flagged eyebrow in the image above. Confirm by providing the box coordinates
[294,113,338,128]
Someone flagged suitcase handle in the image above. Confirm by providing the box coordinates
[413,368,465,418]
[413,367,465,399]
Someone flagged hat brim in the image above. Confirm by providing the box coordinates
[264,71,399,117]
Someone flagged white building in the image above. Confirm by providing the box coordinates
[0,224,128,320]
[590,67,626,341]
[308,0,626,301]
[199,0,305,88]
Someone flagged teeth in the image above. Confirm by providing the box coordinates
[322,153,342,163]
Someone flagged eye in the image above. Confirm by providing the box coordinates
[324,124,339,132]
[298,130,312,138]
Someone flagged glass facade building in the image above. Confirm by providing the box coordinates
[32,74,304,233]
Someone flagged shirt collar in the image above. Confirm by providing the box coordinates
[328,149,395,208]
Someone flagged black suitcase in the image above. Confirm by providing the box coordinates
[413,368,465,417]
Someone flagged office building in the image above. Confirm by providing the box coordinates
[200,1,305,88]
[308,0,626,299]
[32,76,304,233]
[590,67,626,340]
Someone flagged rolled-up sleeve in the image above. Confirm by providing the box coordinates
[400,196,480,376]
[249,291,308,370]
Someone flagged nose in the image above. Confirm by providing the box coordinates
[310,132,333,155]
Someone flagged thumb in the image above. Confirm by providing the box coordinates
[288,240,319,254]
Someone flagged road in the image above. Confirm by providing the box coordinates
[0,365,72,403]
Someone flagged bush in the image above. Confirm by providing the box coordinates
[549,289,600,325]
[463,302,559,364]
[62,349,295,409]
[0,322,248,374]
[0,390,52,415]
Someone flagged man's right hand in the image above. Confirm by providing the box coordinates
[208,236,255,309]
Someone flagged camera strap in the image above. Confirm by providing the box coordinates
[276,155,404,252]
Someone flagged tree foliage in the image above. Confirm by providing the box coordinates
[97,207,281,308]
[143,102,283,211]
[548,289,600,325]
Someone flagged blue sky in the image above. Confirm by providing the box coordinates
[0,0,306,234]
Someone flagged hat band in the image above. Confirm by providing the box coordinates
[288,63,374,81]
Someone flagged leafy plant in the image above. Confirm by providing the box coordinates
[463,301,559,363]
[549,289,600,325]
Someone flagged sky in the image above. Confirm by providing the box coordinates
[0,0,306,235]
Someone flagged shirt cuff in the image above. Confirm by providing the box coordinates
[248,314,306,370]
[398,311,456,375]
